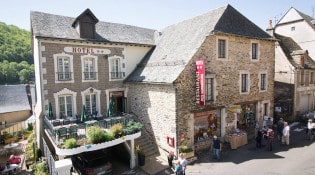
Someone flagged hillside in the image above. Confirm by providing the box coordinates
[0,22,34,84]
[0,22,32,64]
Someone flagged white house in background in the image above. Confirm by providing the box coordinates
[274,7,315,60]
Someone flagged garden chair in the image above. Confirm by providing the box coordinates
[57,127,68,140]
[69,125,78,138]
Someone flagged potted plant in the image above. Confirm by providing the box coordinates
[179,144,194,159]
[136,145,145,166]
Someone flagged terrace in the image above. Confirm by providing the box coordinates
[43,113,142,156]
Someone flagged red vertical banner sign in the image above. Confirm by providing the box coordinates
[196,59,205,106]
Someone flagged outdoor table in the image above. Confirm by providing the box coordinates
[84,120,98,125]
[4,143,19,149]
[224,132,248,149]
[1,164,18,174]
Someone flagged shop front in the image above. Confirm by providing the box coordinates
[194,110,221,151]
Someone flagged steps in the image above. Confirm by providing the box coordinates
[135,128,159,157]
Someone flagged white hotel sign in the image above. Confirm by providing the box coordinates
[64,47,111,54]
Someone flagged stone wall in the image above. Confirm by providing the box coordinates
[40,41,124,116]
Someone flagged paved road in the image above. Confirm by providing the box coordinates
[156,122,315,175]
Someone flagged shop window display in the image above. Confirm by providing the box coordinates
[194,111,219,142]
[237,104,256,130]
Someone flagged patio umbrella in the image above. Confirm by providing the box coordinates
[47,102,54,120]
[106,96,115,117]
[80,105,87,123]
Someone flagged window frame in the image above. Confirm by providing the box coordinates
[81,55,98,82]
[216,37,228,60]
[81,88,101,116]
[205,74,216,102]
[54,53,74,83]
[259,71,268,92]
[239,70,250,94]
[53,88,77,118]
[250,40,260,61]
[108,55,125,81]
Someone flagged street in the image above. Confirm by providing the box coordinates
[158,123,315,175]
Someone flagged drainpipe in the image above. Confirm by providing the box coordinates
[130,139,136,168]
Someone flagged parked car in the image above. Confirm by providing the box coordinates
[71,149,112,175]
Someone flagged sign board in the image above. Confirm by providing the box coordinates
[196,59,205,106]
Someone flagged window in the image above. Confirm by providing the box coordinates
[260,73,267,91]
[85,93,97,115]
[291,26,295,31]
[240,71,250,93]
[58,57,71,81]
[84,58,96,80]
[311,72,314,84]
[206,74,215,101]
[54,88,77,118]
[59,95,73,118]
[252,43,258,59]
[82,55,98,82]
[108,56,124,80]
[218,39,226,58]
[263,103,269,116]
[54,53,74,83]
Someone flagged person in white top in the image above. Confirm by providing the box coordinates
[179,153,187,175]
[282,122,290,145]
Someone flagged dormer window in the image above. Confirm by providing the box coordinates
[72,9,99,39]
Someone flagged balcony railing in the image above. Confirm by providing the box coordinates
[110,72,124,79]
[83,72,97,80]
[57,72,72,81]
[43,113,135,147]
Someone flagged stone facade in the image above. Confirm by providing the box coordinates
[127,33,275,155]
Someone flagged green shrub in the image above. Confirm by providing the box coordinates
[35,148,42,161]
[123,121,143,135]
[179,145,193,153]
[64,138,77,149]
[104,132,115,141]
[35,161,48,175]
[86,126,106,144]
[109,123,123,138]
[27,123,33,131]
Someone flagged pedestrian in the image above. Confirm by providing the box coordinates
[266,127,274,151]
[254,121,260,138]
[174,160,184,175]
[179,153,187,175]
[276,118,284,141]
[282,122,290,145]
[307,119,313,140]
[212,135,222,161]
[256,129,263,148]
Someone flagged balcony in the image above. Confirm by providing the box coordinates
[110,72,124,79]
[57,72,72,81]
[43,113,142,156]
[83,72,97,80]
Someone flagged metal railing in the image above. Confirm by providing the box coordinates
[110,72,124,79]
[83,72,97,80]
[56,72,72,81]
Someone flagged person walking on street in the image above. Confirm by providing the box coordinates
[254,121,260,138]
[174,160,184,175]
[307,119,314,141]
[282,122,290,145]
[256,129,263,148]
[276,118,284,141]
[266,127,274,151]
[212,135,222,161]
[179,153,187,175]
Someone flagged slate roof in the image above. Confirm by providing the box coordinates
[30,11,155,45]
[274,33,315,69]
[126,4,274,84]
[0,84,34,113]
[296,8,315,30]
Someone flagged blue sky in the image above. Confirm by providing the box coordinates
[0,0,314,31]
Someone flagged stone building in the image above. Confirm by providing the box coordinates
[267,7,315,120]
[31,4,275,171]
[126,4,275,157]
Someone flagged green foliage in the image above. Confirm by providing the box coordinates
[179,145,193,153]
[104,132,115,141]
[35,148,42,161]
[110,123,123,138]
[27,123,34,131]
[35,161,48,175]
[123,121,143,135]
[64,138,78,149]
[0,22,34,84]
[86,126,107,144]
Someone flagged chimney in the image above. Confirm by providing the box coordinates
[266,20,274,36]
